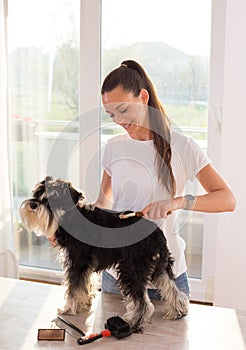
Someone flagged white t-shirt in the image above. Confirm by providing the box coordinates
[102,130,211,277]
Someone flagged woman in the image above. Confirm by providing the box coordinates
[94,60,236,299]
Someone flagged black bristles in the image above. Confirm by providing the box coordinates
[105,316,132,339]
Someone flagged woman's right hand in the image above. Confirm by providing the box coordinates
[142,197,185,219]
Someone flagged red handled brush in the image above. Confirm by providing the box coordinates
[77,316,132,345]
[77,329,111,345]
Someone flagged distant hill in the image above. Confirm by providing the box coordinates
[103,41,191,76]
[102,41,208,103]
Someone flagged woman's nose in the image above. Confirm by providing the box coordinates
[113,114,125,124]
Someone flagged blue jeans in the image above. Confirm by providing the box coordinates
[101,270,190,300]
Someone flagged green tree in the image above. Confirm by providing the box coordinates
[52,40,79,118]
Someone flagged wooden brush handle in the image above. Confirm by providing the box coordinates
[119,211,172,219]
[119,211,143,219]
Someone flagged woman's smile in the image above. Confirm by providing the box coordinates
[120,120,133,130]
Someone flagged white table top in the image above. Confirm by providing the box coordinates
[0,277,245,350]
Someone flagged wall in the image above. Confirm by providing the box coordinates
[214,0,246,309]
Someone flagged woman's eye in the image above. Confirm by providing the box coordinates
[119,108,127,114]
[109,113,115,118]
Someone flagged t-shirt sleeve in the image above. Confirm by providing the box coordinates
[101,140,112,177]
[183,135,211,181]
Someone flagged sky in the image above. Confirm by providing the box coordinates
[8,0,211,56]
[102,0,212,56]
[8,0,79,52]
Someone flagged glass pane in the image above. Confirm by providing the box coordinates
[101,0,211,279]
[9,0,80,270]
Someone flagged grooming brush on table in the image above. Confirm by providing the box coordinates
[77,316,132,345]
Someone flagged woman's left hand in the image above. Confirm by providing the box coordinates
[48,235,57,247]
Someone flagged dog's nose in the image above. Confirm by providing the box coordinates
[30,201,38,210]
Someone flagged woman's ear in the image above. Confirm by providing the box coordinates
[140,88,149,105]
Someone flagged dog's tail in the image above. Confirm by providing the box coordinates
[154,271,189,319]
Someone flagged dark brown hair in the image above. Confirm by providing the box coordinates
[101,60,176,197]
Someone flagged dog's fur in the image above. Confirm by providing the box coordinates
[20,176,189,332]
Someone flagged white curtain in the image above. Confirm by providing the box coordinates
[0,0,19,278]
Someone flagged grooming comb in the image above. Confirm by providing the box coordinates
[77,316,132,345]
[52,316,85,339]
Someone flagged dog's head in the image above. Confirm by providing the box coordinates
[20,176,85,239]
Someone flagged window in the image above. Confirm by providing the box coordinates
[9,0,80,277]
[9,0,220,302]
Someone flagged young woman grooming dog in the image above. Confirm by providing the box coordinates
[94,60,236,299]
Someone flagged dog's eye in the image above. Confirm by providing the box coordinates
[30,201,38,210]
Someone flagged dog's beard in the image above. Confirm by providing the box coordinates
[20,200,58,239]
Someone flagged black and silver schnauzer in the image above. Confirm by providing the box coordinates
[20,176,189,332]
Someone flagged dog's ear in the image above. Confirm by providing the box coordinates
[77,194,86,208]
[45,178,85,210]
[32,177,51,200]
[67,182,86,208]
[32,177,85,210]
[57,181,85,210]
[32,176,55,200]
[44,175,54,183]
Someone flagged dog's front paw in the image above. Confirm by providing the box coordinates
[124,319,143,333]
[57,304,77,316]
[131,324,144,333]
[123,314,144,333]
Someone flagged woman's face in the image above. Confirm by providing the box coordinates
[102,85,151,140]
